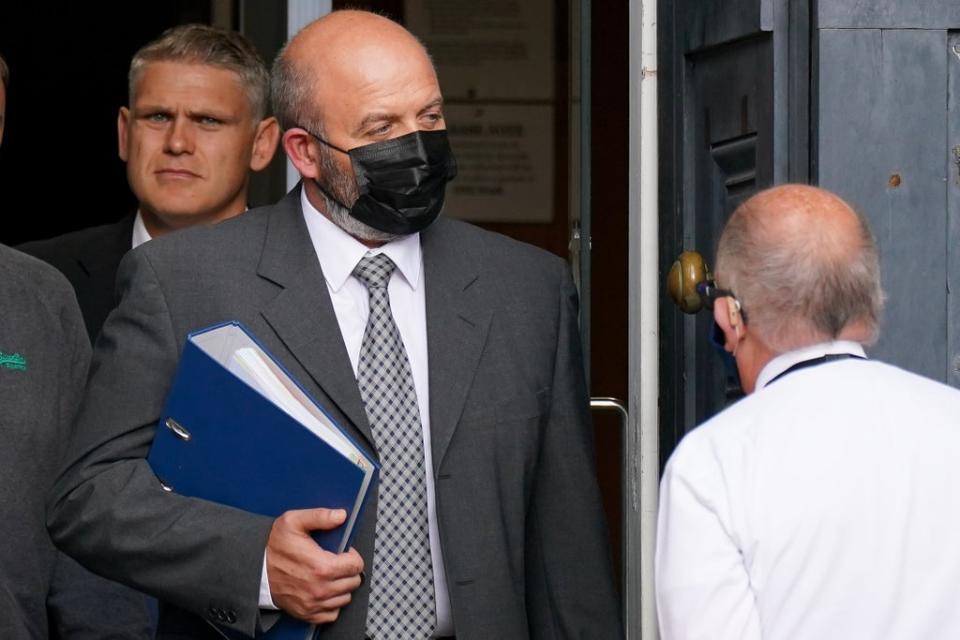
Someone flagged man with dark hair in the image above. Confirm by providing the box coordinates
[656,185,960,639]
[20,23,279,342]
[48,10,622,639]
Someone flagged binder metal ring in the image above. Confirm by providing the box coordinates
[164,417,192,442]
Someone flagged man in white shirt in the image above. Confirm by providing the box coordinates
[656,184,960,639]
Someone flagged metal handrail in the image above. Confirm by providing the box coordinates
[590,396,630,630]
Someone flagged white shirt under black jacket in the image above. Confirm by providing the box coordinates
[655,340,960,640]
[131,212,152,249]
[257,191,455,636]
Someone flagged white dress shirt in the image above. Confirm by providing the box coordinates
[131,211,152,249]
[259,191,454,636]
[656,340,960,639]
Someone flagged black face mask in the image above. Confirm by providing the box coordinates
[304,128,458,235]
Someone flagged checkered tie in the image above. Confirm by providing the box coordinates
[353,253,436,640]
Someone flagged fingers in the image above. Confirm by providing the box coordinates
[342,547,364,576]
[280,507,348,533]
[302,591,355,624]
[294,549,364,586]
[324,571,362,597]
[269,559,362,621]
[266,511,365,622]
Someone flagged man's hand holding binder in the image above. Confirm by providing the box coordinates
[147,322,380,638]
[265,508,364,624]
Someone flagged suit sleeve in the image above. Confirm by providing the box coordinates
[46,285,156,639]
[655,440,762,640]
[46,248,274,637]
[524,263,624,638]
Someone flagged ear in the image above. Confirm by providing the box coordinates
[117,107,131,162]
[713,297,743,353]
[282,127,321,180]
[248,117,280,172]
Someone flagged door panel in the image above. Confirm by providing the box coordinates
[819,0,960,29]
[680,34,775,434]
[659,0,784,461]
[818,28,949,383]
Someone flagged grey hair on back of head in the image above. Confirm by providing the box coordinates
[715,193,884,353]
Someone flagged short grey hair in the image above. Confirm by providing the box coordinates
[715,189,885,352]
[129,24,270,121]
[270,38,321,133]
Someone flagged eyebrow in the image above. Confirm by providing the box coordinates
[419,97,444,113]
[134,103,239,122]
[352,97,445,136]
[353,112,392,135]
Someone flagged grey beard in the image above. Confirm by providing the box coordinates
[322,191,401,244]
[313,151,401,245]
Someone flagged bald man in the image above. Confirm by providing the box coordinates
[655,185,960,639]
[47,10,621,639]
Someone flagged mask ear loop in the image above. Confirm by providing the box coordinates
[299,124,351,155]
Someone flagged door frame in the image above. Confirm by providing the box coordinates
[627,0,659,637]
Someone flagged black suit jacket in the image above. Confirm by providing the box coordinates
[19,216,155,639]
[19,215,135,343]
[48,190,623,639]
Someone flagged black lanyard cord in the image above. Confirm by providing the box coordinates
[767,353,866,386]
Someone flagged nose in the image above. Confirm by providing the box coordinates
[396,125,417,138]
[164,115,195,155]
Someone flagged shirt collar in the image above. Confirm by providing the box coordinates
[300,189,422,292]
[756,340,867,390]
[131,211,152,249]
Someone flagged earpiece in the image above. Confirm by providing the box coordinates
[728,298,741,328]
[728,298,743,357]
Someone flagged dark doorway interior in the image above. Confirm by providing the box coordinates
[0,2,212,245]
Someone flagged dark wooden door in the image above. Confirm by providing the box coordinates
[658,0,811,462]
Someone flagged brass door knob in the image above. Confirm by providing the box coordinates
[667,251,710,314]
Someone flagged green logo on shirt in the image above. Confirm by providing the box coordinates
[0,352,27,370]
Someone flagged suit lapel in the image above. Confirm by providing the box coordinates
[72,215,138,338]
[257,189,374,448]
[423,219,492,471]
[77,215,136,283]
[77,214,135,267]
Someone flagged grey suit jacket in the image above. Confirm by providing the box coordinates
[0,245,90,638]
[48,188,623,639]
[18,216,156,640]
